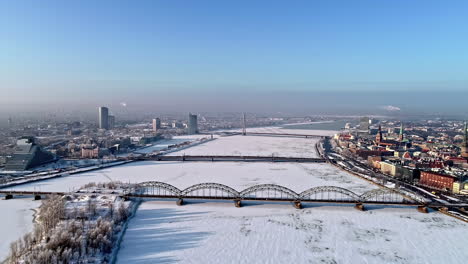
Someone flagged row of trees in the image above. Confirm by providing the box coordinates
[6,192,132,264]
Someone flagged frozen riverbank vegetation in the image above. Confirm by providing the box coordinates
[5,182,133,264]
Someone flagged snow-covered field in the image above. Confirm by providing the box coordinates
[168,135,320,158]
[5,161,375,194]
[116,201,468,264]
[0,198,38,261]
[120,135,213,156]
[134,135,210,154]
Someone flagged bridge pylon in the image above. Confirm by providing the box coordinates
[417,205,428,213]
[355,203,365,211]
[177,198,184,206]
[293,200,302,209]
[5,194,13,200]
[234,199,242,208]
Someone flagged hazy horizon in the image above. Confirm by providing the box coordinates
[1,1,467,117]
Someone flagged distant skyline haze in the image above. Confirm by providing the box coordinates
[1,0,467,115]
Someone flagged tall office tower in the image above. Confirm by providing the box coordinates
[360,117,370,132]
[7,116,12,128]
[98,107,109,129]
[152,118,161,132]
[108,115,115,129]
[188,113,198,134]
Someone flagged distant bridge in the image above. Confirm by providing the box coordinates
[125,155,326,163]
[201,131,326,138]
[244,132,325,138]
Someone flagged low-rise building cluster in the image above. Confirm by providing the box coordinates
[335,120,468,194]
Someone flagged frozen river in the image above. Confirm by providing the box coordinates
[168,135,321,158]
[116,201,468,264]
[0,198,38,261]
[5,161,375,194]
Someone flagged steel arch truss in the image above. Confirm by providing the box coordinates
[182,183,240,198]
[240,184,299,200]
[360,188,405,203]
[133,181,421,205]
[138,181,182,196]
[299,186,360,202]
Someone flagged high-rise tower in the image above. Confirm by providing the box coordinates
[98,107,109,130]
[188,113,198,134]
[152,118,161,132]
[108,115,115,129]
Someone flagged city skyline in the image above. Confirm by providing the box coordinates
[1,2,468,263]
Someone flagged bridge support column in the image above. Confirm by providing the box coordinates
[176,198,184,206]
[440,207,448,213]
[5,194,13,200]
[355,203,365,211]
[234,199,242,208]
[293,201,302,209]
[34,195,42,200]
[417,206,428,213]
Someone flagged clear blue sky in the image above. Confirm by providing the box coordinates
[0,0,467,113]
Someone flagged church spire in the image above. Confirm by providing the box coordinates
[376,125,383,143]
[461,121,468,158]
[464,121,468,147]
[399,122,404,141]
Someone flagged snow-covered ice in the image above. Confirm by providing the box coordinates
[168,135,320,158]
[0,198,38,261]
[227,126,339,137]
[116,201,468,264]
[5,161,375,194]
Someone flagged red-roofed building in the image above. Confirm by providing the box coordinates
[419,171,456,191]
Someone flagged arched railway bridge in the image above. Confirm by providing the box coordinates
[126,181,436,212]
[2,182,466,213]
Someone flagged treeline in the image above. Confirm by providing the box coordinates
[6,193,131,264]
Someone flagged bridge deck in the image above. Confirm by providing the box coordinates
[200,132,326,138]
[2,190,466,208]
[135,155,326,163]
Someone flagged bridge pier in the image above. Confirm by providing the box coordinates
[119,195,129,201]
[34,195,42,200]
[354,203,365,211]
[234,199,242,208]
[293,201,302,209]
[417,206,428,213]
[4,194,13,200]
[176,198,184,206]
